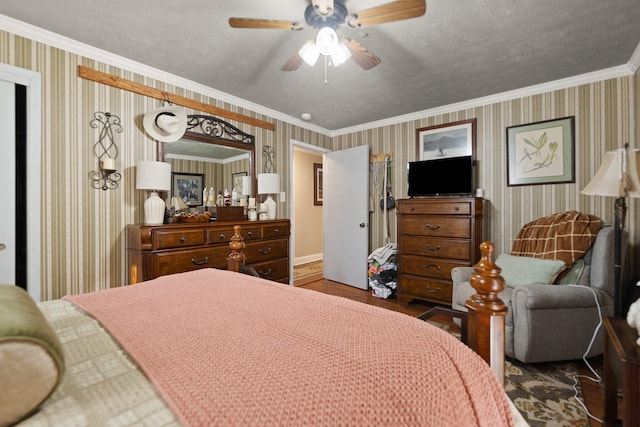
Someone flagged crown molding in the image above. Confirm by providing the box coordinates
[0,14,332,136]
[331,63,637,136]
[628,40,640,73]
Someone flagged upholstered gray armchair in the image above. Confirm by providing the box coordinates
[451,225,625,363]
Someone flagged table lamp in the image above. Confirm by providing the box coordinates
[258,173,279,220]
[136,160,171,225]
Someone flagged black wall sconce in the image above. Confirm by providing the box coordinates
[88,112,122,190]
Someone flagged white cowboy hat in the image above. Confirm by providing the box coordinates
[143,105,188,142]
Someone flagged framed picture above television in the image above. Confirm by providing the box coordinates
[416,118,477,161]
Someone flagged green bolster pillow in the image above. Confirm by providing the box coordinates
[0,284,65,426]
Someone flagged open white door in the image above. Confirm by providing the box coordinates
[0,80,16,286]
[323,145,369,289]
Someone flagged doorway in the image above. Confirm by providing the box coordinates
[0,63,42,301]
[290,140,329,285]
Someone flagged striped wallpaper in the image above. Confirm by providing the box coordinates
[1,27,638,299]
[335,75,639,288]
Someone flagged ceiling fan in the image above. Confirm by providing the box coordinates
[229,0,426,71]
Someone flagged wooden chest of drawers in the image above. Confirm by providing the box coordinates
[127,220,290,285]
[396,198,484,305]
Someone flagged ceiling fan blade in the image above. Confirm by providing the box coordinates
[229,17,303,31]
[311,0,334,16]
[281,52,304,71]
[346,0,426,28]
[343,38,381,70]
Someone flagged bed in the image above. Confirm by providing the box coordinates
[2,226,526,426]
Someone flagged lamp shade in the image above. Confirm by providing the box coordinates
[258,173,280,195]
[299,40,320,66]
[136,161,171,192]
[581,148,640,198]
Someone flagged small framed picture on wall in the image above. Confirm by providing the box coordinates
[314,163,323,206]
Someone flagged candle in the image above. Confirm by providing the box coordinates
[248,197,256,208]
[101,158,116,171]
[203,189,208,205]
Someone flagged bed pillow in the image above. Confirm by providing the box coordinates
[495,253,566,288]
[0,284,65,426]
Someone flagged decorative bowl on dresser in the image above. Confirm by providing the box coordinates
[396,197,484,305]
[127,219,290,285]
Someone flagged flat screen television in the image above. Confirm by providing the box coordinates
[407,156,473,197]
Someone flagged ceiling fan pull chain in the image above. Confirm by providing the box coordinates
[324,55,328,84]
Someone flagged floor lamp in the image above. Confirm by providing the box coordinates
[581,144,640,317]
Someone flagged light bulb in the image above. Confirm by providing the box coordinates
[316,27,339,56]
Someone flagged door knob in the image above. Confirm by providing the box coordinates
[359,223,366,228]
[0,243,5,250]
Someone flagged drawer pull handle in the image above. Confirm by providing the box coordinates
[425,244,441,251]
[425,224,441,231]
[218,233,226,240]
[425,264,441,270]
[247,231,253,237]
[259,247,273,255]
[180,236,187,243]
[424,285,442,294]
[454,207,459,211]
[191,257,209,266]
[259,268,273,277]
[273,228,280,234]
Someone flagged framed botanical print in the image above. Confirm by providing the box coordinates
[506,116,575,186]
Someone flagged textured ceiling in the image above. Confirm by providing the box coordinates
[1,0,639,131]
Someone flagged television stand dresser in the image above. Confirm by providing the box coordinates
[396,197,484,305]
[126,219,290,285]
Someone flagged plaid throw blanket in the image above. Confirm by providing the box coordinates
[511,211,602,269]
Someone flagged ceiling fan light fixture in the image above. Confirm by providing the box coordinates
[330,41,352,67]
[315,27,339,55]
[299,40,320,66]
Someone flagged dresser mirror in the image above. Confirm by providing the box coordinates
[157,115,256,201]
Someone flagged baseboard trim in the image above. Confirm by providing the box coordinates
[294,253,323,266]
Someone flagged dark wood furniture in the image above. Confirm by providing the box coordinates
[126,219,290,285]
[396,197,484,305]
[604,316,640,426]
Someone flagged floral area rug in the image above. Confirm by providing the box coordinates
[424,317,591,426]
[505,359,590,426]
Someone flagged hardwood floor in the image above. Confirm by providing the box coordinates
[299,278,606,426]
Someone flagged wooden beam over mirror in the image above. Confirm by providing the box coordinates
[78,66,276,131]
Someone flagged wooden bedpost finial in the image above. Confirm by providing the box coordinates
[465,241,507,384]
[227,225,246,273]
[467,241,507,314]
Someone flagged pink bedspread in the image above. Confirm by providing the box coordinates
[65,269,513,426]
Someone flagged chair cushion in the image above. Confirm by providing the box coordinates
[0,285,65,425]
[556,259,586,285]
[495,253,566,287]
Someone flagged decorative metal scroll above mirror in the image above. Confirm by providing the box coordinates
[186,114,254,145]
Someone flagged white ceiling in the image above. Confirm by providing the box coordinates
[1,0,639,132]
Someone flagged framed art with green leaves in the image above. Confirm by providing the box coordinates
[506,116,575,186]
